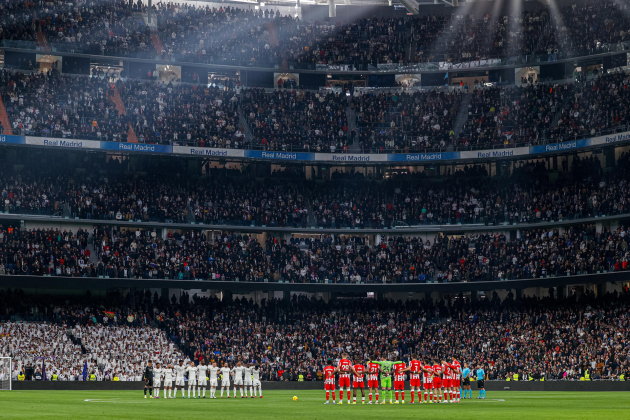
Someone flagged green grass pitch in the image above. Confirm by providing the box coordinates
[1,390,627,419]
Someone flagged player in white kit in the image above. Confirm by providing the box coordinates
[243,364,253,398]
[153,363,163,399]
[186,361,198,398]
[174,360,187,398]
[197,360,209,398]
[163,364,174,398]
[252,363,263,398]
[208,362,220,398]
[220,362,231,398]
[232,361,245,398]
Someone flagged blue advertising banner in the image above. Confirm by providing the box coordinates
[0,134,25,144]
[387,152,461,162]
[244,151,316,161]
[100,142,173,154]
[529,138,591,154]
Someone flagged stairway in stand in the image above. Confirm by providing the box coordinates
[266,22,287,70]
[36,31,51,52]
[150,32,167,60]
[110,87,138,143]
[0,95,13,135]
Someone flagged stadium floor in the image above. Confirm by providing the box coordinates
[1,390,627,419]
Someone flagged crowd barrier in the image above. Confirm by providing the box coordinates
[1,131,628,164]
[11,380,630,392]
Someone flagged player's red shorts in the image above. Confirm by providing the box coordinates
[423,380,433,390]
[353,381,365,389]
[443,378,450,388]
[393,381,404,390]
[410,374,421,387]
[433,378,442,388]
[325,379,335,391]
[338,375,350,388]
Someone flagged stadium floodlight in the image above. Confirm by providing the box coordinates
[0,357,11,390]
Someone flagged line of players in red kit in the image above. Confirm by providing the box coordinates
[323,352,463,405]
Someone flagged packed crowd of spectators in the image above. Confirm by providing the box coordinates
[459,83,570,149]
[4,149,630,228]
[3,1,630,67]
[2,287,630,381]
[550,71,630,142]
[119,79,241,146]
[3,67,630,152]
[4,213,630,284]
[242,88,349,152]
[1,69,127,140]
[352,89,460,152]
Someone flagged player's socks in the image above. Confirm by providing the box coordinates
[326,391,330,402]
[410,390,414,403]
[353,397,356,403]
[339,390,343,401]
[395,391,399,402]
[483,389,486,398]
[144,389,147,396]
[402,391,405,403]
[375,393,379,403]
[389,390,393,402]
[347,391,351,403]
[368,392,372,402]
[149,389,152,397]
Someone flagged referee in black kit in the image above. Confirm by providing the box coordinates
[143,361,154,399]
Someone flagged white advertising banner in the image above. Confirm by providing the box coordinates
[314,153,388,162]
[460,147,530,160]
[589,131,630,146]
[25,136,101,150]
[172,146,245,157]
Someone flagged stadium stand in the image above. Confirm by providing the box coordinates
[2,289,630,381]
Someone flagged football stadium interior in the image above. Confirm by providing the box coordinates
[1,0,630,418]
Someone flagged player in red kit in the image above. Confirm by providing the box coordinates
[324,359,336,404]
[444,358,461,403]
[392,359,407,404]
[366,357,380,404]
[335,353,357,404]
[451,358,462,402]
[351,360,366,404]
[422,360,434,404]
[432,359,444,403]
[441,359,453,403]
[407,355,431,404]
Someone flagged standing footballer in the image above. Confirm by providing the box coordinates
[143,360,154,399]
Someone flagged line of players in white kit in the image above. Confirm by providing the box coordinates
[144,359,263,399]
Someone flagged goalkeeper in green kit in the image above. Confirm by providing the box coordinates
[369,357,403,404]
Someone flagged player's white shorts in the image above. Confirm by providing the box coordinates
[221,380,230,387]
[234,378,243,386]
[164,380,173,387]
[253,380,261,387]
[210,379,218,387]
[154,380,161,388]
[244,379,252,386]
[188,379,197,386]
[198,378,208,386]
[176,378,185,387]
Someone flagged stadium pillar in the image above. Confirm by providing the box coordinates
[558,285,567,299]
[515,289,523,301]
[328,0,336,18]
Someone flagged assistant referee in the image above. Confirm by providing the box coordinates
[476,364,487,400]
